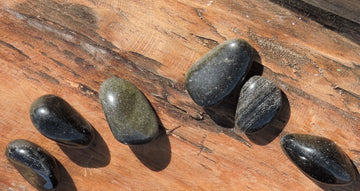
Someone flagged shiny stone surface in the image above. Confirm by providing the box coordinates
[99,77,159,145]
[5,139,60,191]
[185,39,253,106]
[281,134,357,185]
[30,95,94,148]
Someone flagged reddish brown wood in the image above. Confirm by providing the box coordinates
[0,0,359,190]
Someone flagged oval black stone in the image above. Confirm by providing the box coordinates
[235,76,281,133]
[185,39,253,106]
[5,139,60,191]
[30,95,94,148]
[99,77,159,145]
[281,134,357,185]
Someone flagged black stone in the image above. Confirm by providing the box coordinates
[5,139,60,191]
[235,76,281,133]
[30,95,94,148]
[185,39,253,106]
[281,134,357,185]
[99,77,159,145]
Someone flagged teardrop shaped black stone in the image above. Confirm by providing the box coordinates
[185,39,253,106]
[5,139,60,191]
[30,95,94,148]
[281,134,357,185]
[235,76,282,133]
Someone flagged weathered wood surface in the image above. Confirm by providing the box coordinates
[297,0,360,24]
[270,0,360,46]
[0,0,359,190]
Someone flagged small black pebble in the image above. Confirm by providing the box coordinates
[5,139,60,191]
[30,95,94,148]
[235,76,281,133]
[185,39,253,106]
[99,77,159,145]
[281,134,357,185]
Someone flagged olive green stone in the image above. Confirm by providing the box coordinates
[99,77,159,145]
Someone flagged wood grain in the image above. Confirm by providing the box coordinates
[0,0,359,190]
[297,0,360,24]
[270,0,360,45]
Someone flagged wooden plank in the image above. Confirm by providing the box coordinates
[0,0,359,190]
[302,0,360,24]
[269,0,360,45]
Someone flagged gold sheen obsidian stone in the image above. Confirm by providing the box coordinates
[5,139,60,191]
[235,76,282,134]
[281,134,357,185]
[30,95,95,148]
[99,77,159,145]
[185,39,253,106]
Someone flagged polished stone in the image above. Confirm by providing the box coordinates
[5,139,60,191]
[99,77,159,145]
[30,95,94,148]
[235,76,281,133]
[185,39,253,106]
[281,134,357,185]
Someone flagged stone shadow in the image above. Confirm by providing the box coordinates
[56,161,77,191]
[129,125,171,172]
[59,127,111,168]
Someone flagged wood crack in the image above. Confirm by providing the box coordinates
[6,8,115,62]
[79,83,99,100]
[34,71,60,84]
[195,8,226,40]
[48,57,81,77]
[0,39,30,59]
[170,133,213,154]
[276,79,360,121]
[350,150,360,155]
[190,33,219,48]
[310,61,360,115]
